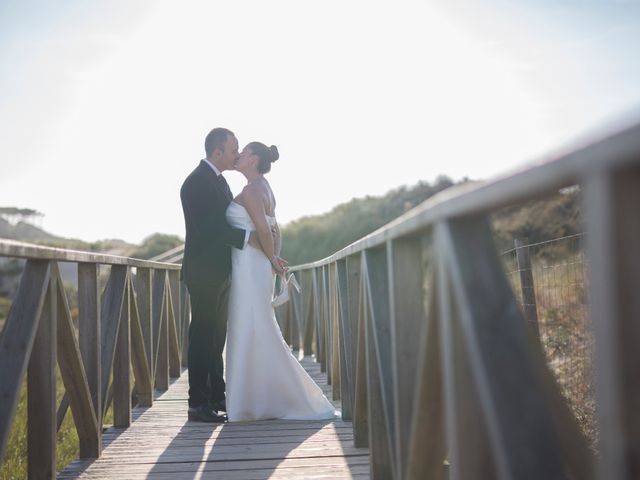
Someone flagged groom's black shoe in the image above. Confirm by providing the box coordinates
[188,404,227,423]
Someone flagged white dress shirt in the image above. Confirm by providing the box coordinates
[202,159,249,248]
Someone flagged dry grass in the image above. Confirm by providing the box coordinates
[0,289,113,479]
[504,246,597,446]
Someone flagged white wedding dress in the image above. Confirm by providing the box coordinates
[225,201,337,421]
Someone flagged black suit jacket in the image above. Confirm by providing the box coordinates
[180,160,246,286]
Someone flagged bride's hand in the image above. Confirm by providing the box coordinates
[270,255,287,275]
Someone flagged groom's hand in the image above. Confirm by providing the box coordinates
[247,228,277,250]
[247,231,261,249]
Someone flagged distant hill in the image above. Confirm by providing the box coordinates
[491,189,581,253]
[0,216,60,242]
[281,179,581,266]
[281,176,457,265]
[0,209,183,298]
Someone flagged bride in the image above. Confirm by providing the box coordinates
[225,141,337,422]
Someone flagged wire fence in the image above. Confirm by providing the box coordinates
[501,233,596,445]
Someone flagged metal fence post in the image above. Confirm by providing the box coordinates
[515,237,540,338]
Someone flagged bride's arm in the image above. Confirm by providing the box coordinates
[243,184,284,273]
[274,221,282,256]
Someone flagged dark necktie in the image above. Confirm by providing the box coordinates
[217,174,232,201]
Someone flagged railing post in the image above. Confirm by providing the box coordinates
[100,265,128,419]
[168,270,181,377]
[154,271,169,391]
[290,289,301,351]
[169,270,180,347]
[135,268,153,379]
[312,268,322,362]
[388,235,430,479]
[78,262,102,455]
[584,167,640,480]
[128,273,153,408]
[302,270,316,355]
[514,237,540,337]
[318,267,328,373]
[113,268,131,427]
[350,253,369,447]
[363,248,395,479]
[336,259,353,420]
[28,264,56,480]
[329,263,341,400]
[0,260,51,463]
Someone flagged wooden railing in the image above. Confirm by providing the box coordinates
[0,240,189,479]
[275,114,640,479]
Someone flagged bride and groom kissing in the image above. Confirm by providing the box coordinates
[180,127,337,423]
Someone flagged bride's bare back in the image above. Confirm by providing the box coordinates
[235,177,281,258]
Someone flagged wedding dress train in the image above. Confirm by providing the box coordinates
[225,201,337,421]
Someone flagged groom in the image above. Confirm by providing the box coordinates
[180,127,249,423]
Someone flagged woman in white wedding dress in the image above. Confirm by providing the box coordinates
[225,141,337,422]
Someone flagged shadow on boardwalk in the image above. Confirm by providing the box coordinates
[141,418,367,479]
[58,363,369,479]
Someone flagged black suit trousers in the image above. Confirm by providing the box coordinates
[186,279,230,408]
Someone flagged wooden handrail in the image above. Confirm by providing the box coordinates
[0,239,181,269]
[149,244,185,262]
[0,241,188,479]
[289,110,640,271]
[277,110,640,479]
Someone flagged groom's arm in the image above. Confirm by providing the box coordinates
[181,176,246,249]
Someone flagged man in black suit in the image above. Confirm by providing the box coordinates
[180,127,248,422]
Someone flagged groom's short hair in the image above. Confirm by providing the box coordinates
[205,128,234,157]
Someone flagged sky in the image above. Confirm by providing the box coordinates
[1,0,639,244]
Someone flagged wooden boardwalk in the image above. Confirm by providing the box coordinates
[58,355,369,479]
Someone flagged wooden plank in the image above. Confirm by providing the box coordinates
[113,271,131,427]
[58,355,369,479]
[78,262,102,447]
[57,394,70,432]
[0,259,50,460]
[54,264,100,458]
[28,266,56,479]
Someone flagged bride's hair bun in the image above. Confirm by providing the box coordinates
[269,145,279,163]
[249,141,279,174]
